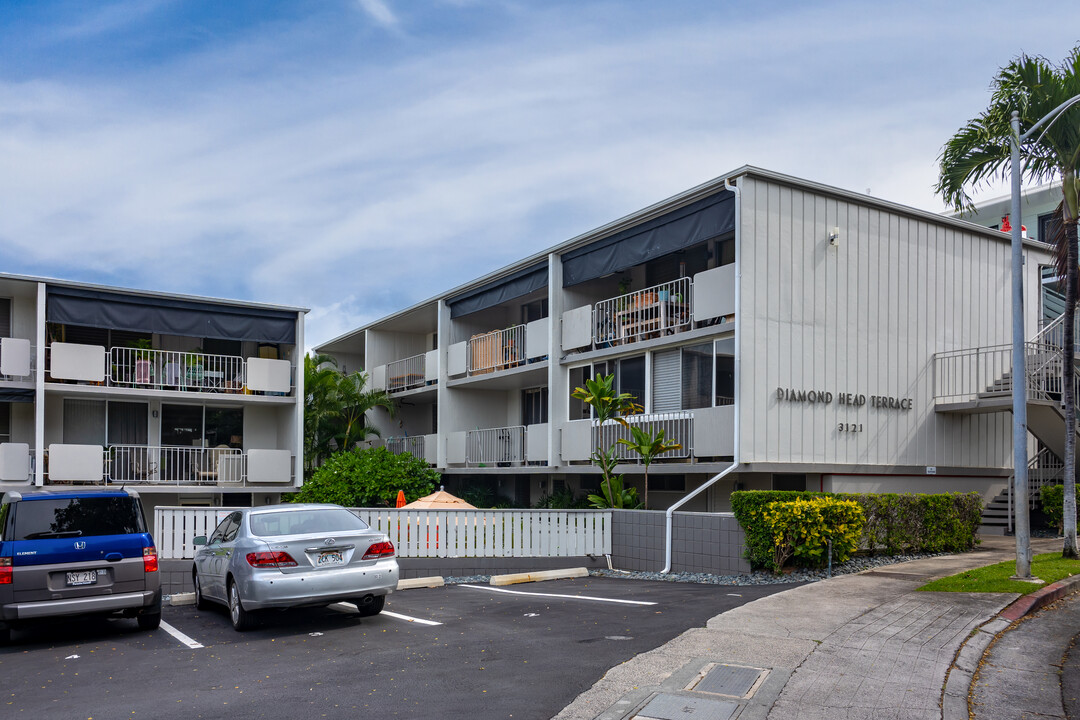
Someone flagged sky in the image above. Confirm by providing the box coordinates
[1,1,1079,348]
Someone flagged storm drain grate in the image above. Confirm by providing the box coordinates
[633,693,739,720]
[688,663,767,698]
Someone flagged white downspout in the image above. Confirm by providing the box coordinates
[661,176,741,573]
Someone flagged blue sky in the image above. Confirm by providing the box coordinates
[1,1,1078,348]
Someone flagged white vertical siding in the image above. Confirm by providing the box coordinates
[738,176,1049,469]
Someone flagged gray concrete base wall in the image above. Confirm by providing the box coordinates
[610,509,749,574]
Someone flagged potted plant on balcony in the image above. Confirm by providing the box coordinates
[132,339,154,385]
[185,348,204,389]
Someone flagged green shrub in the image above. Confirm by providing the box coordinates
[762,497,864,572]
[731,490,983,570]
[1041,484,1079,533]
[292,447,439,507]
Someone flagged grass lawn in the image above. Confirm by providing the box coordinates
[919,552,1080,595]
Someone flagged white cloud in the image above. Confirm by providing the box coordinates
[355,0,398,28]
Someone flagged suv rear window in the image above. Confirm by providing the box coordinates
[4,497,146,540]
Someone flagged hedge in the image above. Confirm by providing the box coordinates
[763,497,864,572]
[731,490,983,570]
[1041,484,1079,533]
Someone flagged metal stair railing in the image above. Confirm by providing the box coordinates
[1009,446,1066,532]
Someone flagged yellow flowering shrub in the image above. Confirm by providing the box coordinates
[761,497,864,573]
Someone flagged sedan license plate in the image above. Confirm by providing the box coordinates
[66,571,98,586]
[317,550,344,567]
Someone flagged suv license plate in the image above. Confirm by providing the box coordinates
[317,550,344,567]
[66,571,98,586]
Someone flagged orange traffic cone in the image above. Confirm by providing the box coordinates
[395,490,406,508]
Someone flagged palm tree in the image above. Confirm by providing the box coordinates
[617,426,682,510]
[335,370,395,452]
[570,373,642,505]
[937,47,1080,557]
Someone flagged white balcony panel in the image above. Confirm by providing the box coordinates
[49,444,104,482]
[526,424,548,462]
[218,454,245,484]
[448,342,467,377]
[425,350,439,382]
[51,343,106,382]
[526,318,550,359]
[693,264,736,322]
[561,419,593,462]
[561,306,592,351]
[247,449,291,484]
[1,338,31,377]
[370,364,387,391]
[0,443,30,482]
[446,431,467,464]
[246,357,292,394]
[423,434,438,465]
[692,405,735,457]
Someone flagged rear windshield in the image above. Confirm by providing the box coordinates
[249,508,369,537]
[6,497,146,540]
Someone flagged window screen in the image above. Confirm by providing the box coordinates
[64,399,106,445]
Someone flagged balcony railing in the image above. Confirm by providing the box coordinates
[468,325,526,375]
[594,278,692,347]
[387,353,427,392]
[594,411,693,461]
[107,445,245,485]
[0,339,34,380]
[110,348,246,393]
[933,342,1062,404]
[467,426,526,466]
[45,344,294,396]
[386,435,425,461]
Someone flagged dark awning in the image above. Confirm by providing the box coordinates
[0,388,34,403]
[46,286,297,344]
[447,263,548,319]
[561,190,736,287]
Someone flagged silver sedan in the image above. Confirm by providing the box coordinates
[191,503,398,630]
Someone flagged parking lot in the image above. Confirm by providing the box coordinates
[1,576,799,719]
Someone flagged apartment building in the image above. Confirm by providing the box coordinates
[317,166,1057,512]
[0,274,306,512]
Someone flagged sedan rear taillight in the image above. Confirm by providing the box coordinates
[362,541,395,560]
[0,557,10,584]
[246,551,298,568]
[143,547,158,573]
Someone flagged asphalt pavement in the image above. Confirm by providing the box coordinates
[555,535,1070,720]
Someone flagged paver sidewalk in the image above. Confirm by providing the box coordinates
[555,537,1059,720]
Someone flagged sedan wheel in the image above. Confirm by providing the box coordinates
[354,595,385,617]
[228,580,257,631]
[193,570,210,611]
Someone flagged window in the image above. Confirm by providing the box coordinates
[715,338,735,405]
[0,298,10,338]
[619,356,645,408]
[681,343,712,409]
[651,339,734,411]
[568,358,645,419]
[649,475,686,492]
[521,298,548,324]
[773,474,806,491]
[64,399,106,445]
[161,405,243,448]
[1042,265,1065,325]
[1038,212,1061,245]
[107,402,148,445]
[522,387,548,426]
[0,402,9,444]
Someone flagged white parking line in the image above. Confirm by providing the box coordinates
[457,584,657,606]
[331,602,443,626]
[159,620,204,649]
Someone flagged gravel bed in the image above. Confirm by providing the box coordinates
[588,551,954,586]
[444,575,492,585]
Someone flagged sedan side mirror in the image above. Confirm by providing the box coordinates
[192,535,207,546]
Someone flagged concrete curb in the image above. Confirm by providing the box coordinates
[169,592,195,607]
[998,573,1080,622]
[490,567,589,586]
[397,576,445,590]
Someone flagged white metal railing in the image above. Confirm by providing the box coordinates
[386,435,425,462]
[386,353,427,391]
[107,445,245,485]
[594,411,693,461]
[933,342,1062,404]
[1033,311,1080,353]
[153,506,612,560]
[466,426,526,466]
[468,325,526,375]
[110,347,246,393]
[594,278,692,347]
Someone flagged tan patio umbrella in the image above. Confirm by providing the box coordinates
[402,488,477,509]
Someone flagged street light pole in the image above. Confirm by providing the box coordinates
[1009,110,1032,579]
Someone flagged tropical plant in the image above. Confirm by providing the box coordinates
[616,426,681,509]
[303,353,396,476]
[292,446,438,507]
[937,47,1080,557]
[570,373,642,508]
[586,474,641,509]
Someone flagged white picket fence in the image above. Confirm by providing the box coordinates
[154,506,611,560]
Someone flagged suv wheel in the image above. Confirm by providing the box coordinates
[137,595,162,631]
[0,627,10,646]
[228,580,257,631]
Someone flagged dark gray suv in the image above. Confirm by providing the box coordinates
[0,489,161,644]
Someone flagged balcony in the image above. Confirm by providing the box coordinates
[595,411,693,461]
[0,338,34,380]
[594,279,692,347]
[386,353,427,392]
[466,426,526,467]
[44,444,294,486]
[446,318,549,381]
[386,435,428,463]
[45,343,294,396]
